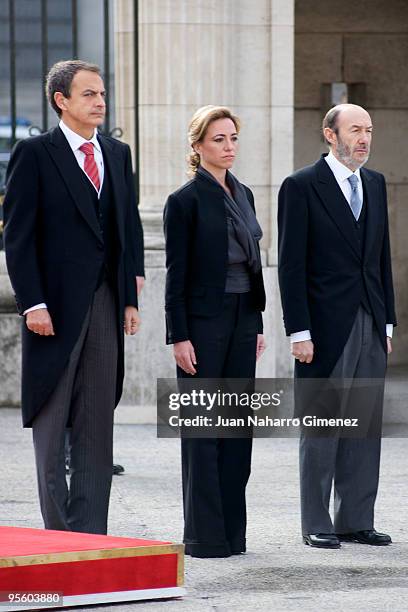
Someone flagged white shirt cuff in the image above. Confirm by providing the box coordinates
[23,303,47,315]
[290,330,312,343]
[290,326,392,343]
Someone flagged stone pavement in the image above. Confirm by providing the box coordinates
[0,407,407,612]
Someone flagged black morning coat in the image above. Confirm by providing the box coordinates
[3,126,144,426]
[278,154,397,378]
[163,170,266,345]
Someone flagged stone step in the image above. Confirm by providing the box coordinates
[0,252,16,312]
[384,365,408,427]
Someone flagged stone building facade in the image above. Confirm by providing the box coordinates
[1,0,407,410]
[116,0,408,405]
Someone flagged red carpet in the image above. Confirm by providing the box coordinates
[0,526,185,609]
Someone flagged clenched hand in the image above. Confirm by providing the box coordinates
[124,306,141,335]
[292,339,314,364]
[26,308,55,336]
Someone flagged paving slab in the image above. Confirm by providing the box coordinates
[0,408,407,612]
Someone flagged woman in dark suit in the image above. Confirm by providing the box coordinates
[164,105,266,558]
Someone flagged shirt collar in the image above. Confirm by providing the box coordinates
[59,120,101,153]
[325,150,361,183]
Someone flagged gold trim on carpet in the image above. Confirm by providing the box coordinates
[0,544,184,569]
[177,545,185,586]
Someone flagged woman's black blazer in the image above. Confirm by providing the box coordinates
[163,171,266,344]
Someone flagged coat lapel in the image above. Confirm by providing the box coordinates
[312,156,361,260]
[42,127,103,244]
[97,135,125,250]
[361,168,380,263]
[195,170,227,226]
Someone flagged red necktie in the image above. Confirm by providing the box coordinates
[79,142,100,192]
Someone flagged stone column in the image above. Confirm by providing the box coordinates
[257,0,295,377]
[113,0,136,156]
[137,0,284,252]
[268,0,294,266]
[113,1,296,407]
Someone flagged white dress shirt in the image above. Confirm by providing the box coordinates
[290,151,393,343]
[59,120,104,196]
[24,121,104,315]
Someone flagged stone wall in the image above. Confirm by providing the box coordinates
[294,0,408,365]
[0,251,289,408]
[115,0,296,406]
[0,1,296,410]
[4,1,406,411]
[135,0,294,253]
[0,252,20,407]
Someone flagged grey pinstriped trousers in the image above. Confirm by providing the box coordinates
[32,280,118,534]
[299,306,387,535]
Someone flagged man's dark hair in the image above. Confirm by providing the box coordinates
[46,60,101,116]
[322,106,342,145]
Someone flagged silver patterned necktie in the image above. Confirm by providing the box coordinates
[347,174,362,220]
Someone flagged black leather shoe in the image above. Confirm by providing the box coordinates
[337,530,391,546]
[303,534,341,548]
[113,463,125,475]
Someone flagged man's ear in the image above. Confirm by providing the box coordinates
[323,127,336,146]
[54,91,67,113]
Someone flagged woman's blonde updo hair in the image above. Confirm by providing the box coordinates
[187,105,241,175]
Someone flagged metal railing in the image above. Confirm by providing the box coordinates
[0,0,140,248]
[5,0,118,143]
